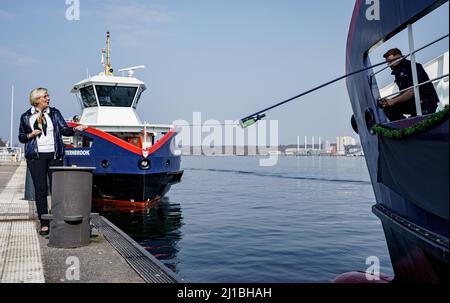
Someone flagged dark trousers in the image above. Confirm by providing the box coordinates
[384,99,438,121]
[27,152,63,227]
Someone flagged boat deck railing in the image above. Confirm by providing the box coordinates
[380,73,449,101]
[370,30,449,115]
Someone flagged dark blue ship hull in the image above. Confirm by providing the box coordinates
[64,124,183,208]
[346,0,449,282]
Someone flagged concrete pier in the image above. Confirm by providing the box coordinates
[0,161,180,283]
[0,162,43,283]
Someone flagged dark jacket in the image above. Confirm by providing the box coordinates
[18,107,75,160]
[392,59,440,106]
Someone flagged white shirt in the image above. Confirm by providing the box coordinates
[29,107,55,153]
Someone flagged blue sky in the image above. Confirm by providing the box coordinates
[0,0,448,146]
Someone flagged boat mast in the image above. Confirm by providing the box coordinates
[104,31,113,76]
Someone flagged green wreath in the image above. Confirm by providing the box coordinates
[371,105,449,139]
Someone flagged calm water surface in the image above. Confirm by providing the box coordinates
[100,156,394,282]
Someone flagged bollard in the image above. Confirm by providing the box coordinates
[24,167,35,201]
[42,166,95,248]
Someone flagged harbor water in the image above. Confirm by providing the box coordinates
[99,156,394,282]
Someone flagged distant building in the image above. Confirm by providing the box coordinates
[284,148,297,156]
[327,143,337,154]
[268,150,282,156]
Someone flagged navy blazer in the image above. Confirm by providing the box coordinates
[18,107,75,160]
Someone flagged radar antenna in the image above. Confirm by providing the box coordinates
[118,65,146,77]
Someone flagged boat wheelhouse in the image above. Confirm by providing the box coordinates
[64,32,183,210]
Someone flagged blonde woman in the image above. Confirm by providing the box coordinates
[18,88,88,236]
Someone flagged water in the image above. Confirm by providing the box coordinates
[99,156,394,282]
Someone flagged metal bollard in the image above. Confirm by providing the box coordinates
[42,166,95,248]
[24,166,35,201]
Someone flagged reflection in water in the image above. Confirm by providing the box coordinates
[95,197,184,273]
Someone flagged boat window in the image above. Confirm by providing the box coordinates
[80,86,98,108]
[132,86,145,109]
[367,3,449,114]
[96,85,137,107]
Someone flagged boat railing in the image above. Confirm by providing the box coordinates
[369,33,448,79]
[369,31,449,116]
[379,73,449,101]
[64,121,176,150]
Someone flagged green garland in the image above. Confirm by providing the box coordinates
[371,105,449,139]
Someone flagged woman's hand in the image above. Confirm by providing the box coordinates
[28,129,42,138]
[73,125,89,132]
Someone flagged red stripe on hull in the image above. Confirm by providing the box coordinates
[68,122,176,156]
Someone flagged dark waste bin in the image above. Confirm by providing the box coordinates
[42,166,95,248]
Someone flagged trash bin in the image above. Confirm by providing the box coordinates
[42,166,95,248]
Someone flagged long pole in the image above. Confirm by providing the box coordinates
[10,85,14,148]
[239,34,449,124]
[105,31,113,76]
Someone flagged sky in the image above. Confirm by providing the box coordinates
[0,0,448,146]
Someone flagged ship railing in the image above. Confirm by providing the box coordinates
[379,73,449,101]
[369,31,449,116]
[369,33,448,79]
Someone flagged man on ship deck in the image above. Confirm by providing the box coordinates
[379,48,440,121]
